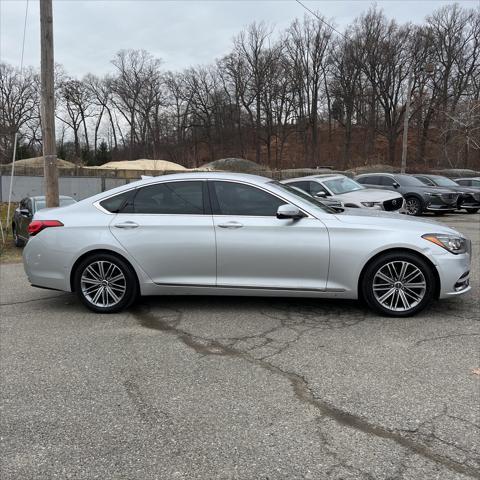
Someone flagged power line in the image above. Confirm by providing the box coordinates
[4,0,30,244]
[294,0,348,40]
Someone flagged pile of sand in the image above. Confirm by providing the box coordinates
[91,159,188,171]
[346,164,397,175]
[8,157,76,168]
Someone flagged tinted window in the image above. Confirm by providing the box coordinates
[212,181,284,216]
[357,176,380,185]
[133,181,204,214]
[415,176,433,186]
[289,181,311,194]
[395,175,426,187]
[100,190,135,213]
[380,176,395,187]
[310,182,329,196]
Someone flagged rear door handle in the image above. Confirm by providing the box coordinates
[218,221,244,229]
[114,221,139,229]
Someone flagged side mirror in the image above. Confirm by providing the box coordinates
[314,191,327,198]
[276,204,305,220]
[393,182,400,189]
[19,208,31,217]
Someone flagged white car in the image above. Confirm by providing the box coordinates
[282,174,405,212]
[23,172,471,317]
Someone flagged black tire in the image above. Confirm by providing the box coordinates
[73,253,138,313]
[12,224,25,247]
[404,196,423,216]
[361,251,437,317]
[466,208,479,214]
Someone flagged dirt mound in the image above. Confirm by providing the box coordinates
[346,164,397,175]
[201,158,268,172]
[91,159,187,171]
[8,157,76,168]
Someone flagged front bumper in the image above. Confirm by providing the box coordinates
[434,249,472,298]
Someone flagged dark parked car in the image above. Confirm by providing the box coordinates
[354,173,459,216]
[455,177,480,188]
[413,174,480,214]
[12,195,76,247]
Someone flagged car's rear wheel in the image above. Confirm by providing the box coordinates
[12,224,25,247]
[404,196,423,216]
[362,252,436,317]
[74,253,138,313]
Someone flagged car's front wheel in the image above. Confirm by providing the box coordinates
[74,253,138,313]
[404,196,423,216]
[466,208,479,214]
[362,252,436,317]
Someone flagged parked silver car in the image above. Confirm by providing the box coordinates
[23,173,471,317]
[282,174,404,211]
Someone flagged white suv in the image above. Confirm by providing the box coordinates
[282,174,405,212]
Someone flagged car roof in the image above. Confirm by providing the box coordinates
[284,174,347,182]
[355,172,394,177]
[133,171,272,185]
[455,177,480,181]
[414,174,446,179]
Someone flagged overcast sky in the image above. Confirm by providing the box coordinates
[1,0,477,77]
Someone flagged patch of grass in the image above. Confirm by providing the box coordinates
[0,202,23,264]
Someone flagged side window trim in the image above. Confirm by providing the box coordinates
[97,180,211,216]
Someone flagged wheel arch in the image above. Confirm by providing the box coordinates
[357,247,440,301]
[70,248,140,293]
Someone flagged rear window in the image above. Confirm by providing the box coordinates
[100,190,135,213]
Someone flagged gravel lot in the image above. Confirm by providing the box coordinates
[1,214,479,480]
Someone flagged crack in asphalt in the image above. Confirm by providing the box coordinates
[130,303,480,480]
[415,332,480,346]
[0,294,66,306]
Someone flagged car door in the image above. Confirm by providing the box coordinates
[209,180,329,290]
[109,180,216,286]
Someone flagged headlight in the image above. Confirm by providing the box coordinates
[422,233,467,254]
[361,201,381,207]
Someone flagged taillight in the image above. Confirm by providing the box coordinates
[28,220,64,236]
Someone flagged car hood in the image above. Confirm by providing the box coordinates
[334,208,462,235]
[335,188,401,201]
[416,186,456,194]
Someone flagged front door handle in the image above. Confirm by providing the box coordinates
[114,221,139,229]
[218,221,244,229]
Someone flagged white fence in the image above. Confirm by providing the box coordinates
[0,175,130,202]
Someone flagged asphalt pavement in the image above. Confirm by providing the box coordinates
[1,214,479,479]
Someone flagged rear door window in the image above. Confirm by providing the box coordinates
[133,181,205,214]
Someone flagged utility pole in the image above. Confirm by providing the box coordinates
[40,0,59,207]
[400,71,413,175]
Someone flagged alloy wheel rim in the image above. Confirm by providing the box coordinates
[406,199,419,215]
[373,261,426,312]
[80,261,126,308]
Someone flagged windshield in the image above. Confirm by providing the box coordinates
[323,177,364,194]
[269,181,336,213]
[35,198,76,211]
[396,175,426,187]
[430,176,458,187]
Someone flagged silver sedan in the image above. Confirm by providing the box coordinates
[23,173,472,317]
